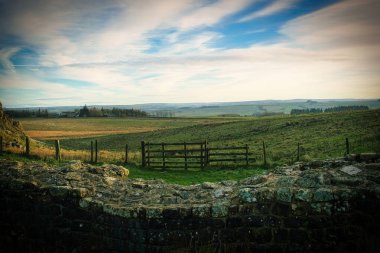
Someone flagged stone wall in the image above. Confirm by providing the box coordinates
[0,156,379,252]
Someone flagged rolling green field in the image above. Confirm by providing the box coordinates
[22,109,380,167]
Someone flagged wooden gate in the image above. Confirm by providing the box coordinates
[141,141,207,170]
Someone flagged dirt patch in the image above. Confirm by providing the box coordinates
[25,128,157,140]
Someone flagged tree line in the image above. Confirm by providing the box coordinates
[290,105,369,115]
[79,105,148,117]
[5,108,49,118]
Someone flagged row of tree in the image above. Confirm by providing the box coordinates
[290,105,369,115]
[5,109,49,118]
[79,105,148,117]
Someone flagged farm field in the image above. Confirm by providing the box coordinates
[21,117,242,140]
[20,109,380,167]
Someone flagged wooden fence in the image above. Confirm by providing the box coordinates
[2,137,378,169]
[207,144,251,166]
[141,141,207,170]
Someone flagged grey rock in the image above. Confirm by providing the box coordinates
[340,165,362,175]
[276,187,292,202]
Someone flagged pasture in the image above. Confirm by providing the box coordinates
[20,109,380,168]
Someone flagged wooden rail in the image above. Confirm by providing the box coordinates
[207,144,250,166]
[142,141,207,170]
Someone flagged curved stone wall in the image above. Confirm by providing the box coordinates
[0,156,379,252]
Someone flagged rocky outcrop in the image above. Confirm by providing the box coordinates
[0,101,25,146]
[0,156,379,252]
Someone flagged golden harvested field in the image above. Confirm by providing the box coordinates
[20,117,240,140]
[25,129,155,140]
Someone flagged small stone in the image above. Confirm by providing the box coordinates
[211,204,228,218]
[256,187,275,201]
[178,190,190,199]
[276,188,292,202]
[239,188,257,203]
[276,176,297,187]
[67,160,82,170]
[146,207,163,218]
[313,188,334,202]
[104,176,117,185]
[221,180,237,187]
[192,205,210,218]
[213,187,233,198]
[201,182,218,189]
[295,189,313,202]
[340,165,362,176]
[103,204,132,218]
[49,186,71,197]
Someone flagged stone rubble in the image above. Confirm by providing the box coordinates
[0,154,379,218]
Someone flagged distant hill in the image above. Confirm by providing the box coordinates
[5,99,380,117]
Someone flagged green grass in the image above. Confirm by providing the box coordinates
[0,152,265,185]
[126,164,265,185]
[42,110,380,166]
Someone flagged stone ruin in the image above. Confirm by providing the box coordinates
[0,154,379,252]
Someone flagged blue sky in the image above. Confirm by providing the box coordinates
[0,0,379,107]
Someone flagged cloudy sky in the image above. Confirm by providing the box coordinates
[0,0,379,107]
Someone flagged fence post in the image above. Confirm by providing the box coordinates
[345,138,350,155]
[162,143,165,170]
[147,142,150,167]
[204,141,208,166]
[200,143,204,169]
[184,142,188,170]
[91,141,94,163]
[25,136,30,156]
[141,141,146,167]
[124,144,128,164]
[262,141,267,167]
[297,143,300,161]
[0,136,3,154]
[55,140,61,161]
[245,144,249,166]
[95,140,98,163]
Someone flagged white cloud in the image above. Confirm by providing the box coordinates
[0,0,379,107]
[0,47,20,72]
[176,0,255,29]
[239,0,298,22]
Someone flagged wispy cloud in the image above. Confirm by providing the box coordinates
[239,0,299,22]
[0,0,379,107]
[0,47,20,72]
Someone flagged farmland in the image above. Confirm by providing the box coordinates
[20,109,380,167]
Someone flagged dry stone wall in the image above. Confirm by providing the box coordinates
[1,154,380,252]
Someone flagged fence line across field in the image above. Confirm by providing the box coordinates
[1,136,378,169]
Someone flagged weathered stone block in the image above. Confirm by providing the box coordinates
[211,204,228,218]
[276,188,293,203]
[192,205,211,218]
[239,188,257,203]
[295,188,313,202]
[245,215,265,227]
[313,188,334,202]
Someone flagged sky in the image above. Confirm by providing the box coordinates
[0,0,379,107]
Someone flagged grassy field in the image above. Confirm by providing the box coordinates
[20,109,380,167]
[21,117,242,140]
